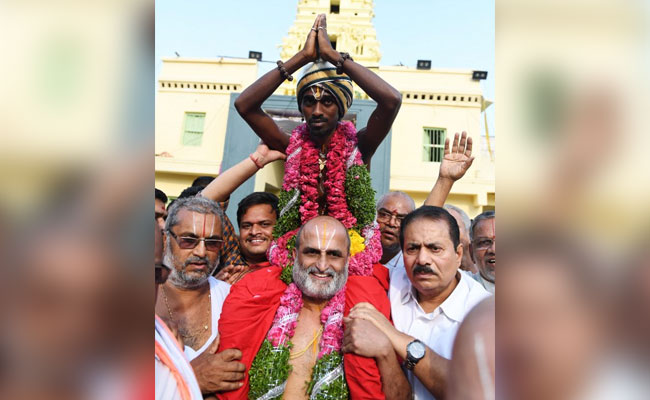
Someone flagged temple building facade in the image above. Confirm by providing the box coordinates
[155,0,494,223]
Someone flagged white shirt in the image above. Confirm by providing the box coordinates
[471,272,495,295]
[155,316,203,400]
[383,250,405,272]
[184,276,231,361]
[389,268,491,400]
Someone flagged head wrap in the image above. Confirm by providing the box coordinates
[296,60,354,120]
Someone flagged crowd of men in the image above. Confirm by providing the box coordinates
[155,14,495,400]
[154,181,495,400]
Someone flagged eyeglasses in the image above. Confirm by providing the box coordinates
[377,209,406,224]
[167,231,224,251]
[473,237,495,250]
[155,263,171,285]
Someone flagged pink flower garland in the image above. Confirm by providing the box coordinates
[269,121,382,276]
[266,283,346,357]
[268,228,299,267]
[348,223,383,276]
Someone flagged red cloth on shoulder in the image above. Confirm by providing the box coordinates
[343,267,391,400]
[217,267,286,400]
[372,262,390,292]
[217,265,390,400]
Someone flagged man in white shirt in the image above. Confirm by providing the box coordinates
[345,206,490,399]
[469,211,495,294]
[155,220,203,400]
[444,204,478,274]
[377,191,416,272]
[155,197,246,397]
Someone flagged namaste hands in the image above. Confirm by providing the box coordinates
[301,14,339,65]
[438,131,475,182]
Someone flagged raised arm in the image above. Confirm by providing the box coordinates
[424,131,475,207]
[200,143,286,203]
[316,16,402,164]
[234,15,323,152]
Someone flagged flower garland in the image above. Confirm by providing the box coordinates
[248,284,348,400]
[256,121,382,399]
[269,121,382,277]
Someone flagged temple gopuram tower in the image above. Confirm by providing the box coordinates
[277,0,381,96]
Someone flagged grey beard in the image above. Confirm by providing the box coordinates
[164,247,219,289]
[292,259,348,300]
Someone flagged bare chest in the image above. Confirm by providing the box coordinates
[284,310,323,399]
[155,290,212,351]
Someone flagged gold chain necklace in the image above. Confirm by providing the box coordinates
[161,285,212,332]
[289,326,323,360]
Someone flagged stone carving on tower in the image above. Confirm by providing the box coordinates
[277,0,382,96]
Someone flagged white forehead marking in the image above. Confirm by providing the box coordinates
[324,226,335,251]
[192,212,198,235]
[315,224,322,251]
[209,214,215,237]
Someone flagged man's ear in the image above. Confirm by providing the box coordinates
[469,242,476,264]
[456,243,463,267]
[162,231,169,253]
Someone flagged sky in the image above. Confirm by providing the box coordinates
[156,0,495,134]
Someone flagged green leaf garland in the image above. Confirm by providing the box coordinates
[248,340,291,400]
[307,352,349,400]
[274,189,301,239]
[344,165,376,231]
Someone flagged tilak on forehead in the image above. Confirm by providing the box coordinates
[192,212,216,237]
[296,60,354,119]
[309,85,327,101]
[314,221,335,251]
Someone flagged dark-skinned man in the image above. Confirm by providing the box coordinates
[234,13,401,206]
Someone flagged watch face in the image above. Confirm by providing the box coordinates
[408,340,426,359]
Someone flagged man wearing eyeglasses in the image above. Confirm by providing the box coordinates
[469,211,496,294]
[155,196,246,398]
[155,221,204,400]
[377,192,416,272]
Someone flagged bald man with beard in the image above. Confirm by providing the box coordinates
[217,216,410,400]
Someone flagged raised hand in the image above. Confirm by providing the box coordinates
[252,142,286,167]
[300,14,322,62]
[438,131,475,182]
[316,14,339,64]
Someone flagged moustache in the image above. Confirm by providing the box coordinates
[412,264,435,275]
[309,117,328,124]
[306,265,335,277]
[184,256,209,267]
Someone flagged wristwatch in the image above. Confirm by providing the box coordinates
[404,339,426,370]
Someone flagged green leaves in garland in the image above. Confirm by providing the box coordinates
[248,340,291,400]
[280,263,293,285]
[307,352,349,400]
[274,189,301,239]
[345,165,376,231]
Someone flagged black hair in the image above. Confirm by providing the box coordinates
[399,205,460,250]
[191,176,215,189]
[236,192,279,227]
[155,188,168,204]
[178,185,203,199]
[470,210,495,241]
